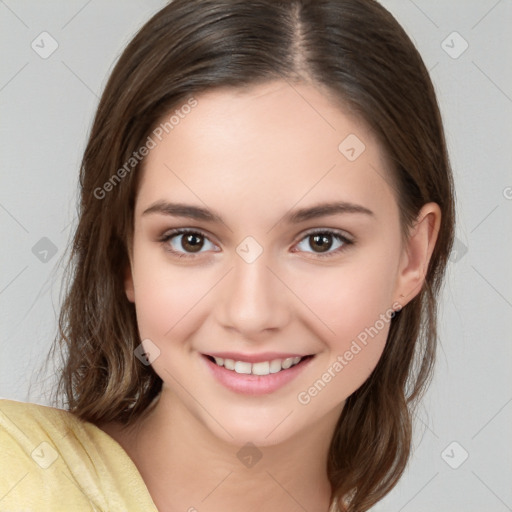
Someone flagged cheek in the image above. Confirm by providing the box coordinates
[292,255,397,339]
[130,245,211,342]
[289,254,398,394]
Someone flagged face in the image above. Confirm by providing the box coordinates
[126,80,412,446]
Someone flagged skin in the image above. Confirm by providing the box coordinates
[100,80,441,512]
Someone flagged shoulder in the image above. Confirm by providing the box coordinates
[0,398,158,512]
[0,398,95,461]
[0,398,108,510]
[0,398,87,468]
[0,397,84,439]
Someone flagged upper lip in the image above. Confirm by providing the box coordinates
[204,352,311,363]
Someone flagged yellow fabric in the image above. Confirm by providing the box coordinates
[0,399,158,512]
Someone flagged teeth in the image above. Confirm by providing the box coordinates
[210,355,306,375]
[269,360,282,373]
[252,361,270,376]
[282,357,294,369]
[234,361,252,374]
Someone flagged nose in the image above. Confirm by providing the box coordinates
[216,250,290,337]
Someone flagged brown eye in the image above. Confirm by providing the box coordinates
[181,233,204,252]
[161,229,217,257]
[294,230,352,257]
[309,233,333,253]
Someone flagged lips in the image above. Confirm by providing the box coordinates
[201,352,314,395]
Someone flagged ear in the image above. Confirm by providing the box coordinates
[124,261,135,303]
[393,202,442,308]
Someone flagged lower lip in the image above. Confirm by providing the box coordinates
[201,355,314,396]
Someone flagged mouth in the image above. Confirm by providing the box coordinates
[203,354,313,376]
[201,352,315,395]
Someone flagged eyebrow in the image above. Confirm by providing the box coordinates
[142,200,374,223]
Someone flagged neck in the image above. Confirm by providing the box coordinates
[110,388,338,512]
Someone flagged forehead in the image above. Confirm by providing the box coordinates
[136,80,397,222]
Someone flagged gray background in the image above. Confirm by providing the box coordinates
[1,1,511,511]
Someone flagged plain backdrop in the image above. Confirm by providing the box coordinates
[1,1,511,511]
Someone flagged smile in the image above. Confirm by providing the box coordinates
[208,355,307,376]
[201,353,314,395]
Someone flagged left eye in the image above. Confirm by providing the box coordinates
[162,230,217,255]
[295,230,351,256]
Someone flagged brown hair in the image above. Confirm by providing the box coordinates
[48,1,455,510]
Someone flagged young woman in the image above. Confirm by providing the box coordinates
[0,1,454,511]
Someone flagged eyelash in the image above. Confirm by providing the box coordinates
[158,228,354,260]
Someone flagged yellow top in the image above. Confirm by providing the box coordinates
[0,399,342,512]
[0,398,159,512]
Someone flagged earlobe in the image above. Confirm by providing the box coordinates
[394,202,442,307]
